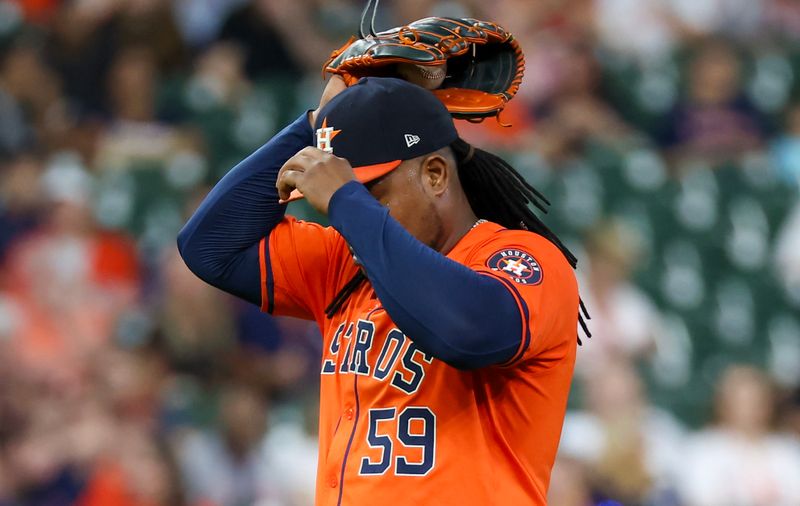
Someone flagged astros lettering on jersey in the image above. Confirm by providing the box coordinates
[258,217,578,505]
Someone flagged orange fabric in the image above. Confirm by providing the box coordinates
[16,0,60,23]
[261,216,355,321]
[2,230,140,376]
[92,233,140,284]
[77,463,160,506]
[263,219,578,505]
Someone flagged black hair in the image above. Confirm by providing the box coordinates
[325,137,591,343]
[450,138,574,264]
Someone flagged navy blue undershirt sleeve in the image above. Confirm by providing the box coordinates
[328,180,524,370]
[177,113,312,304]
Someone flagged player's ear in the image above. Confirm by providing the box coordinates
[420,153,450,197]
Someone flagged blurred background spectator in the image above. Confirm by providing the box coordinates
[657,39,767,165]
[558,359,685,505]
[677,365,800,505]
[0,1,798,505]
[574,219,661,377]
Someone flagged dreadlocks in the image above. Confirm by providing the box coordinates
[449,138,576,266]
[324,137,591,343]
[451,138,590,342]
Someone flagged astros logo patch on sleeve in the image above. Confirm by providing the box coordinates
[487,249,543,285]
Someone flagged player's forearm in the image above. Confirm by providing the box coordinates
[328,181,523,370]
[177,113,312,304]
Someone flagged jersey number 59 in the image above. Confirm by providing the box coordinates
[359,407,436,476]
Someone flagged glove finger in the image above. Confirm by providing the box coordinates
[377,22,465,58]
[407,18,486,43]
[327,36,448,71]
[461,18,511,43]
[328,16,498,73]
[402,18,482,56]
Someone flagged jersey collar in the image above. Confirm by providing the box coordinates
[445,220,502,260]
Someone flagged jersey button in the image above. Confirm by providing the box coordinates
[344,406,354,420]
[328,475,338,488]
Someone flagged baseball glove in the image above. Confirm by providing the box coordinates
[323,17,525,121]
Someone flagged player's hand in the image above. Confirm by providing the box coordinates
[310,75,347,128]
[277,146,356,214]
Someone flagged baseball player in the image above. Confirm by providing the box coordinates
[178,76,580,505]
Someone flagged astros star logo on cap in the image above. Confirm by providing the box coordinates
[316,118,341,153]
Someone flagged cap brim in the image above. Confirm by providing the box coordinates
[282,160,402,203]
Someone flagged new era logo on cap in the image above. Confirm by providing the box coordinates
[404,134,420,147]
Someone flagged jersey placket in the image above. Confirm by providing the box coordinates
[320,353,358,504]
[323,303,382,505]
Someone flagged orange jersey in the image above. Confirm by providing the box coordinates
[258,218,578,505]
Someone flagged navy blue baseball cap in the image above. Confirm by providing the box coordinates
[287,77,459,201]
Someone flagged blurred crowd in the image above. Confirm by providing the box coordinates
[0,0,799,505]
